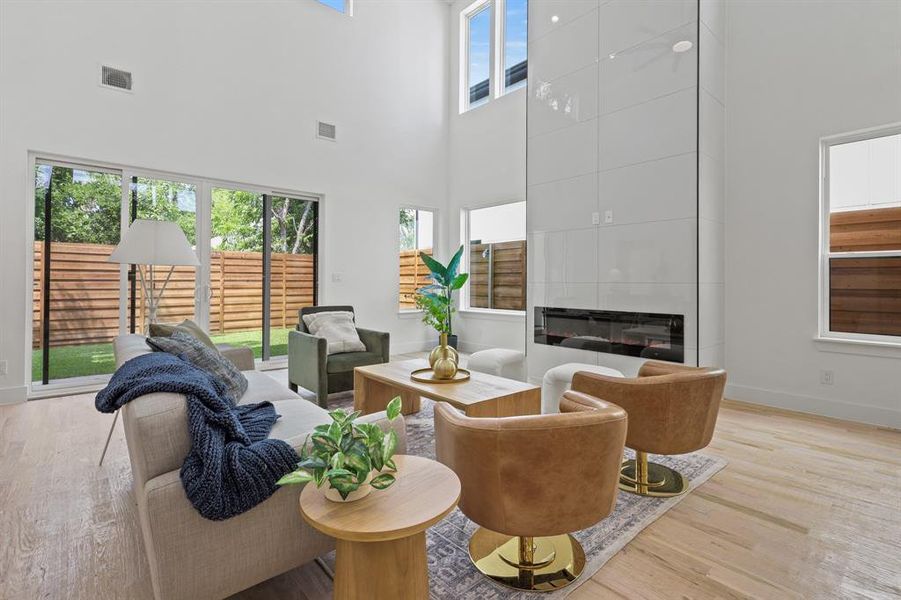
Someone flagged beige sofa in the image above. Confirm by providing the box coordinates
[113,334,407,600]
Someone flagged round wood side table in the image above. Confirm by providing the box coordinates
[299,454,461,600]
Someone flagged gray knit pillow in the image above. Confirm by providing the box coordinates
[147,330,248,402]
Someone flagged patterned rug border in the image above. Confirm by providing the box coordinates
[551,453,728,598]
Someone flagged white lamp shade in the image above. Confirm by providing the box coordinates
[108,219,200,266]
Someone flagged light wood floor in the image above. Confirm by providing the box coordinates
[1,377,899,599]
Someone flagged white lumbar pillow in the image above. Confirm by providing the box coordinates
[302,311,367,355]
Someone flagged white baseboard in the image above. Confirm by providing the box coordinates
[0,385,27,405]
[726,383,901,430]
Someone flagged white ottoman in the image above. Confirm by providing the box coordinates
[467,348,526,382]
[541,363,624,414]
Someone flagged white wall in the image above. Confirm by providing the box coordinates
[0,0,450,402]
[725,0,901,428]
[446,0,528,354]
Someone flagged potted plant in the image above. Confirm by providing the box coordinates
[415,245,468,350]
[277,397,403,502]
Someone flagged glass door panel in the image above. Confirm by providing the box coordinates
[32,163,123,384]
[268,196,318,358]
[128,176,199,334]
[208,187,265,358]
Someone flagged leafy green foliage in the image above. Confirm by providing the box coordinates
[277,397,403,499]
[414,245,468,335]
[33,166,316,255]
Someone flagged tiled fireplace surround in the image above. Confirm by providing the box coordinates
[526,0,725,381]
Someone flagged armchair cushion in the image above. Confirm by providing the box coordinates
[326,351,385,374]
[301,311,366,355]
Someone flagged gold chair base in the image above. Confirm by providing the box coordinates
[619,457,689,497]
[468,528,586,591]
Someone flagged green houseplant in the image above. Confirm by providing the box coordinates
[277,397,403,502]
[415,245,469,348]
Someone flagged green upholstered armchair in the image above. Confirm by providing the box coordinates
[287,305,390,408]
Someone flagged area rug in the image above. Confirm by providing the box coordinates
[324,392,727,599]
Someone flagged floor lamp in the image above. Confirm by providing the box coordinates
[99,219,200,466]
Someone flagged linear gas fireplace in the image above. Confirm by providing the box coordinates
[534,307,684,363]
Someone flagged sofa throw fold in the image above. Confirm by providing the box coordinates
[95,352,299,521]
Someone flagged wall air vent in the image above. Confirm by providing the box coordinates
[317,121,337,141]
[100,65,133,92]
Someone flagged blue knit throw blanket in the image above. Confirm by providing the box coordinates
[96,352,300,521]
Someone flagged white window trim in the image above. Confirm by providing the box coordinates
[818,122,901,349]
[398,205,439,315]
[460,200,527,316]
[460,0,494,114]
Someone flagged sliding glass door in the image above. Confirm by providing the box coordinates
[32,162,124,384]
[31,156,320,389]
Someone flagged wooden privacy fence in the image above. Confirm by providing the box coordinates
[469,240,526,311]
[33,241,314,348]
[828,206,901,337]
[399,248,433,309]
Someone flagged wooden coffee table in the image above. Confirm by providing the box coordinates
[299,455,460,600]
[354,358,541,417]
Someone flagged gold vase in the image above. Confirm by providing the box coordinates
[429,333,458,380]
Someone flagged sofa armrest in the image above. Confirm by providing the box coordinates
[288,330,328,393]
[356,328,390,362]
[217,344,256,371]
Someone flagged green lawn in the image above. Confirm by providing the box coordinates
[33,328,291,382]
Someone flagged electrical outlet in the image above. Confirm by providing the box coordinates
[591,212,600,225]
[0,360,7,375]
[820,369,834,385]
[331,273,343,283]
[604,210,614,224]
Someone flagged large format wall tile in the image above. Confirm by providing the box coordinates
[599,0,697,57]
[698,218,724,284]
[700,0,725,44]
[528,173,597,233]
[530,282,599,309]
[699,282,725,348]
[699,89,725,161]
[700,22,725,105]
[598,87,697,171]
[528,118,598,185]
[597,218,697,284]
[599,22,697,115]
[529,65,598,138]
[529,9,599,83]
[598,152,697,225]
[528,228,598,283]
[699,152,725,223]
[530,0,599,42]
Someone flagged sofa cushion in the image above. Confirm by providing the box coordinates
[326,351,383,374]
[241,371,302,405]
[149,319,217,349]
[147,331,248,402]
[268,399,331,451]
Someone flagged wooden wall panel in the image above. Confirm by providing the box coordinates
[830,257,901,337]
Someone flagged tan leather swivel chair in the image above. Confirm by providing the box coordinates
[571,360,726,498]
[434,392,627,591]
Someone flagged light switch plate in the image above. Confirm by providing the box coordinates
[591,212,600,225]
[604,210,614,224]
[0,360,7,375]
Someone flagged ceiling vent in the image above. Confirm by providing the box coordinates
[100,65,133,92]
[317,121,337,141]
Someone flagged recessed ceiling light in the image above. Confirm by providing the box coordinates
[551,15,559,23]
[672,40,694,53]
